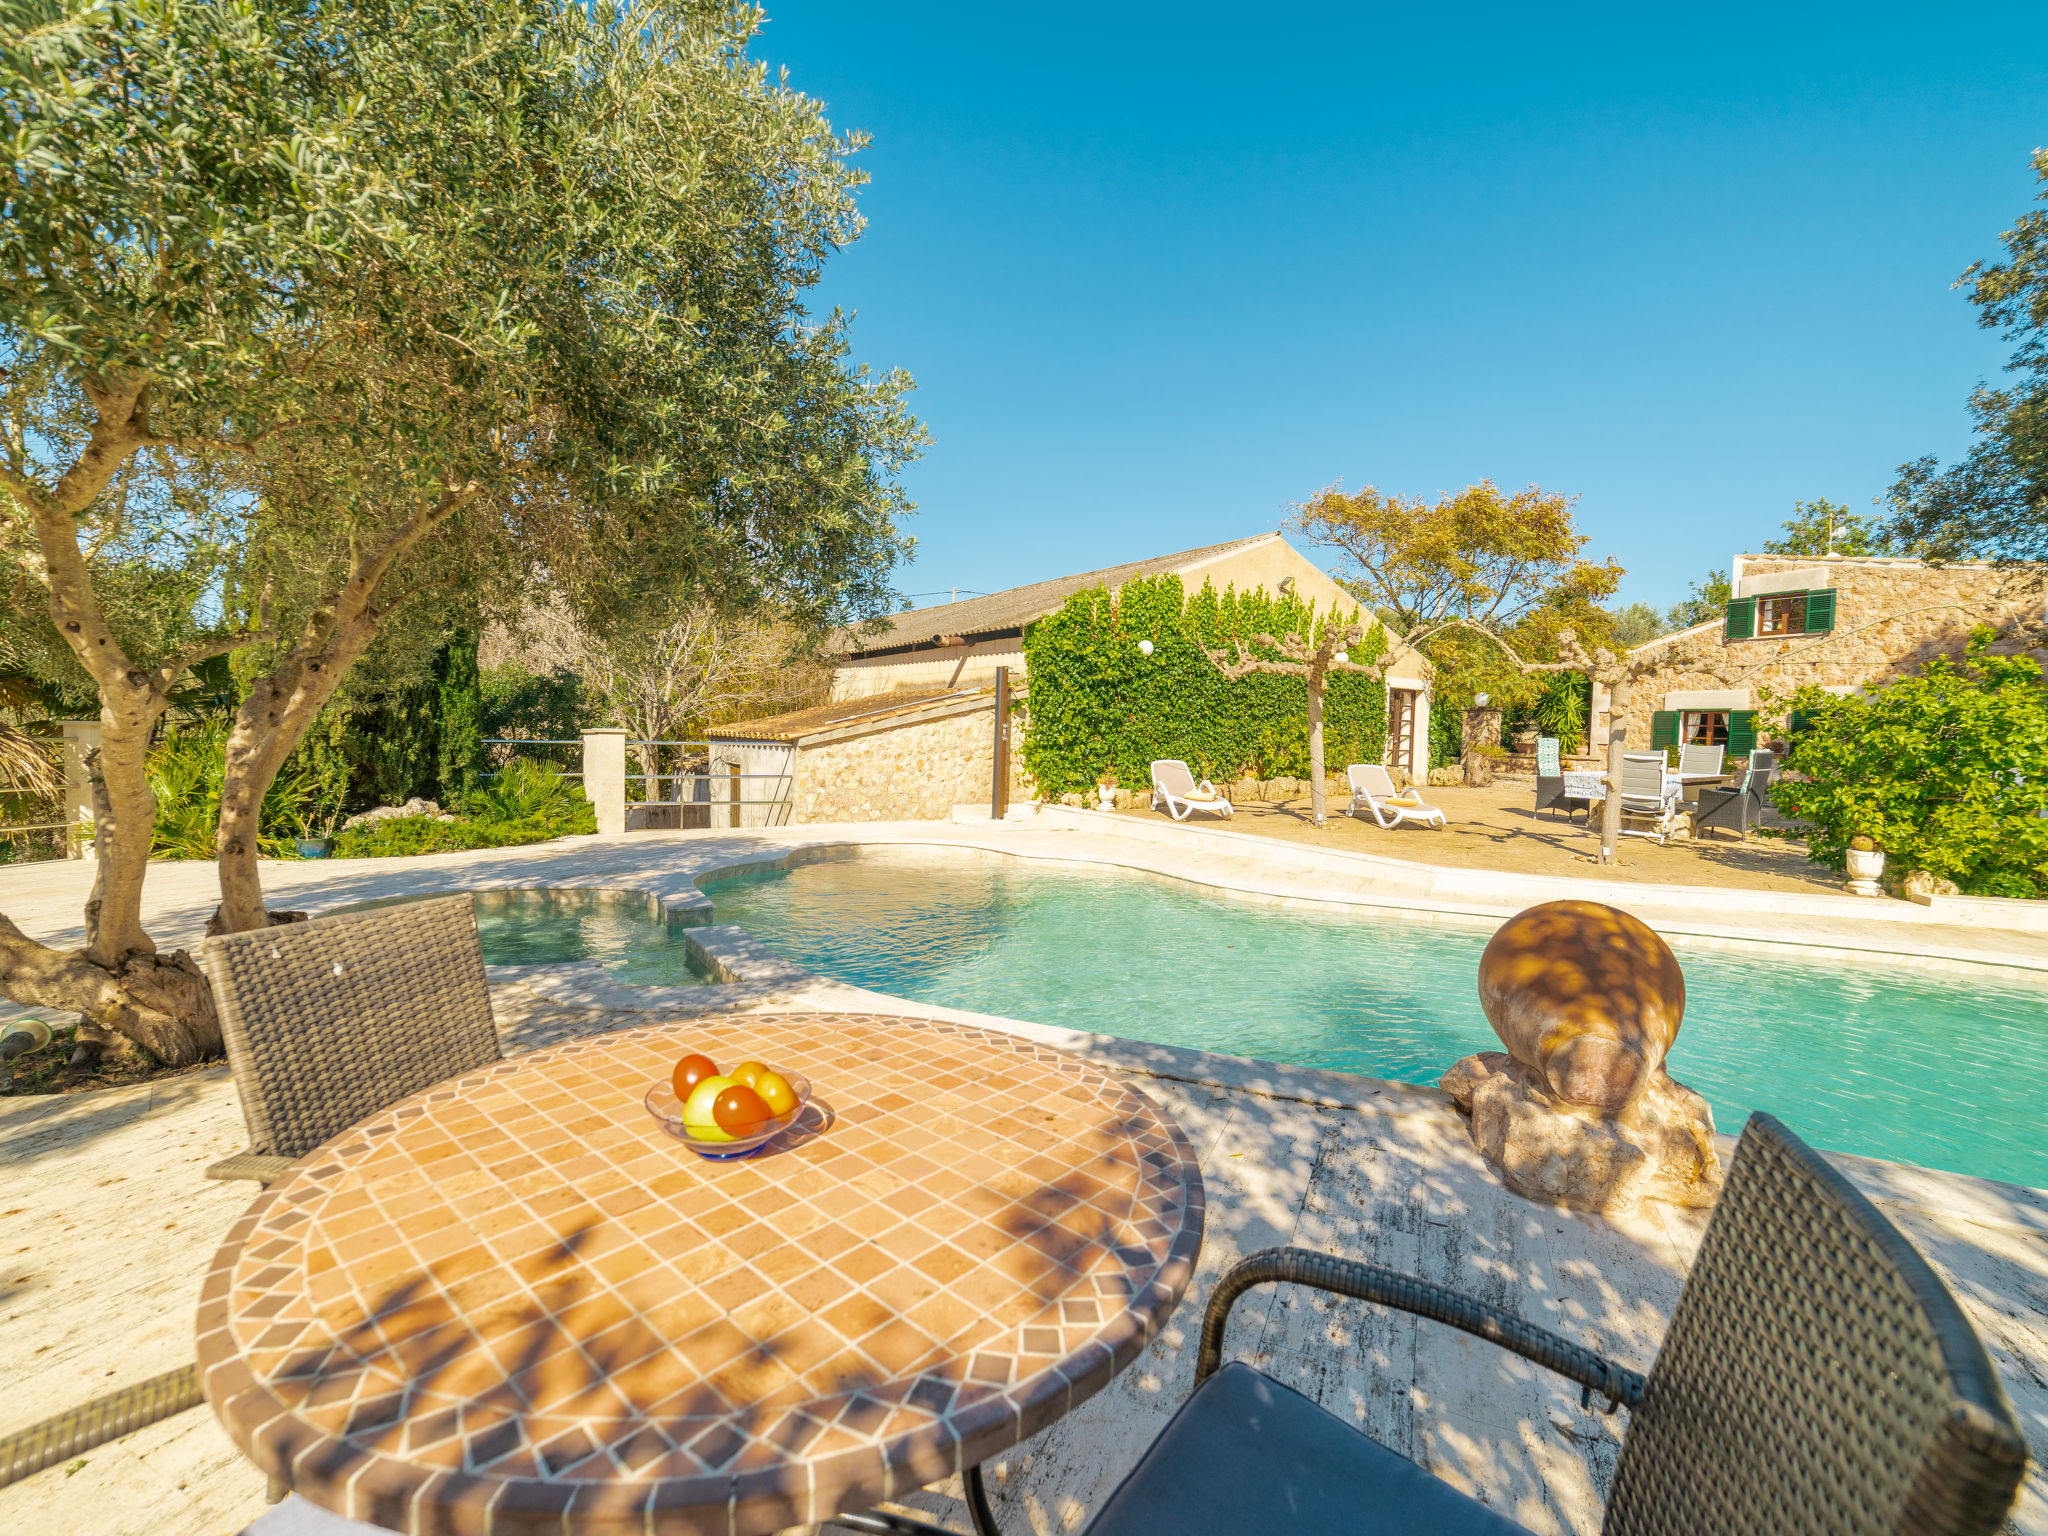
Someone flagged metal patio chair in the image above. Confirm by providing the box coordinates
[197,894,502,1185]
[1068,1112,2028,1536]
[1616,752,1683,843]
[1676,741,1725,777]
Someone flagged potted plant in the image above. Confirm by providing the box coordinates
[1096,771,1119,813]
[1843,834,1885,896]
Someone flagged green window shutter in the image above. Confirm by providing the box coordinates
[1787,708,1812,737]
[1724,597,1755,639]
[1804,588,1836,632]
[1726,711,1757,756]
[1651,710,1678,750]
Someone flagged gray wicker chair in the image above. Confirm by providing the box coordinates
[847,1113,2028,1536]
[197,894,501,1185]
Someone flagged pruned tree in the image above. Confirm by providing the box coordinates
[1,0,922,1063]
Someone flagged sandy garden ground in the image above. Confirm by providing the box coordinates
[1120,776,1843,894]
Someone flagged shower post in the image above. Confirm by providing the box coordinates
[991,667,1010,821]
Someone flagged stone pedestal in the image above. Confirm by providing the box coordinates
[1461,707,1501,789]
[1441,899,1722,1214]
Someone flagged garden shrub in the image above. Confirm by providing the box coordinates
[148,720,319,859]
[330,760,595,857]
[1021,574,1387,798]
[1771,632,2048,898]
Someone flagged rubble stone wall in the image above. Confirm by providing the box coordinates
[791,706,1032,822]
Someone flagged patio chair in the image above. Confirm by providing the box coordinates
[1532,736,1590,822]
[197,894,502,1185]
[1692,754,1757,840]
[847,1114,2026,1536]
[1348,763,1447,829]
[1676,742,1725,777]
[1616,752,1682,844]
[1150,759,1233,821]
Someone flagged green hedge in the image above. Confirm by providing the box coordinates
[1021,574,1388,798]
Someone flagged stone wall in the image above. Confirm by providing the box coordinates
[790,705,1031,822]
[1600,557,2046,746]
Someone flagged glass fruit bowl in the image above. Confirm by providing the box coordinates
[644,1072,812,1160]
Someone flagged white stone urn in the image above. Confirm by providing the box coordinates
[1844,842,1886,897]
[1097,783,1119,812]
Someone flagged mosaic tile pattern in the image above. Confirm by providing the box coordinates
[196,1013,1205,1536]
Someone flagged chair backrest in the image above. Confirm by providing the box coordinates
[1535,737,1562,776]
[1619,753,1668,802]
[198,895,501,1159]
[1748,749,1776,781]
[1604,1113,2027,1536]
[1349,763,1396,800]
[1151,759,1196,797]
[1677,743,1724,776]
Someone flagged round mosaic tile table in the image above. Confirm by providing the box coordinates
[197,1012,1205,1536]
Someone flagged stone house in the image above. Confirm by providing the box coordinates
[829,531,1437,781]
[1593,553,2048,754]
[697,688,1028,826]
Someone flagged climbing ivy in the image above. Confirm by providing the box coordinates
[1021,574,1387,798]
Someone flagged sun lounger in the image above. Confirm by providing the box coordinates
[1150,759,1233,820]
[1348,763,1447,829]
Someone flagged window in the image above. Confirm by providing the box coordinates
[1723,588,1836,639]
[1681,710,1728,746]
[1758,593,1806,635]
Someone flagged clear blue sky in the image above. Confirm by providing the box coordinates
[761,3,2048,613]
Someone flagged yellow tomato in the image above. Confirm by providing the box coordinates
[730,1059,769,1090]
[753,1070,798,1118]
[682,1075,737,1141]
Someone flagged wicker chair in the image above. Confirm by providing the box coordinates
[198,894,501,1184]
[848,1113,2028,1536]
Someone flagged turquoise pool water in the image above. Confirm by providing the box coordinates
[686,859,2048,1191]
[469,895,713,988]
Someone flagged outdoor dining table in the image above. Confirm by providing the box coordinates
[196,1011,1205,1536]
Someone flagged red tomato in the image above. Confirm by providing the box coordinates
[712,1084,772,1136]
[672,1053,719,1100]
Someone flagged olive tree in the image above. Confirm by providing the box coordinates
[1,0,921,1063]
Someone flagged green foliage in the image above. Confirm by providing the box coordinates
[1666,569,1731,631]
[1764,498,1898,557]
[148,721,316,859]
[481,664,589,761]
[1770,633,2048,897]
[1021,575,1387,798]
[1605,601,1667,651]
[1528,671,1590,755]
[329,760,593,857]
[435,626,484,810]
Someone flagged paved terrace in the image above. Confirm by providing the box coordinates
[2,819,2044,1534]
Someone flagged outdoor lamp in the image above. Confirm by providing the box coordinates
[1138,639,1154,656]
[1475,692,1490,707]
[1333,650,1348,664]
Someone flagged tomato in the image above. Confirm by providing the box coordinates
[672,1052,719,1100]
[713,1084,772,1136]
[682,1075,737,1140]
[753,1070,798,1118]
[729,1059,768,1090]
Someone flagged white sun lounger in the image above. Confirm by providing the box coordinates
[1150,760,1233,821]
[1348,763,1447,829]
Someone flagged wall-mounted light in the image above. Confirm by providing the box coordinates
[1138,639,1154,656]
[1474,692,1490,707]
[1333,651,1348,665]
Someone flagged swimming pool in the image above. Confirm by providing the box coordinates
[464,889,714,989]
[685,857,2048,1191]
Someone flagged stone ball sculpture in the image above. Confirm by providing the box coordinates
[1475,899,1686,1112]
[1441,900,1722,1215]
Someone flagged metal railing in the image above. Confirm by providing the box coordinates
[0,739,72,863]
[631,739,793,826]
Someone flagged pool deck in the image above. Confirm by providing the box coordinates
[2,820,2044,1535]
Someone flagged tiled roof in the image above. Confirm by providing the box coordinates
[708,687,990,743]
[833,533,1281,655]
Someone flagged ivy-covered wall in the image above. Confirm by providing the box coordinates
[1021,574,1388,798]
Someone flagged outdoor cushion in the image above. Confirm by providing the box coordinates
[1083,1361,1532,1536]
